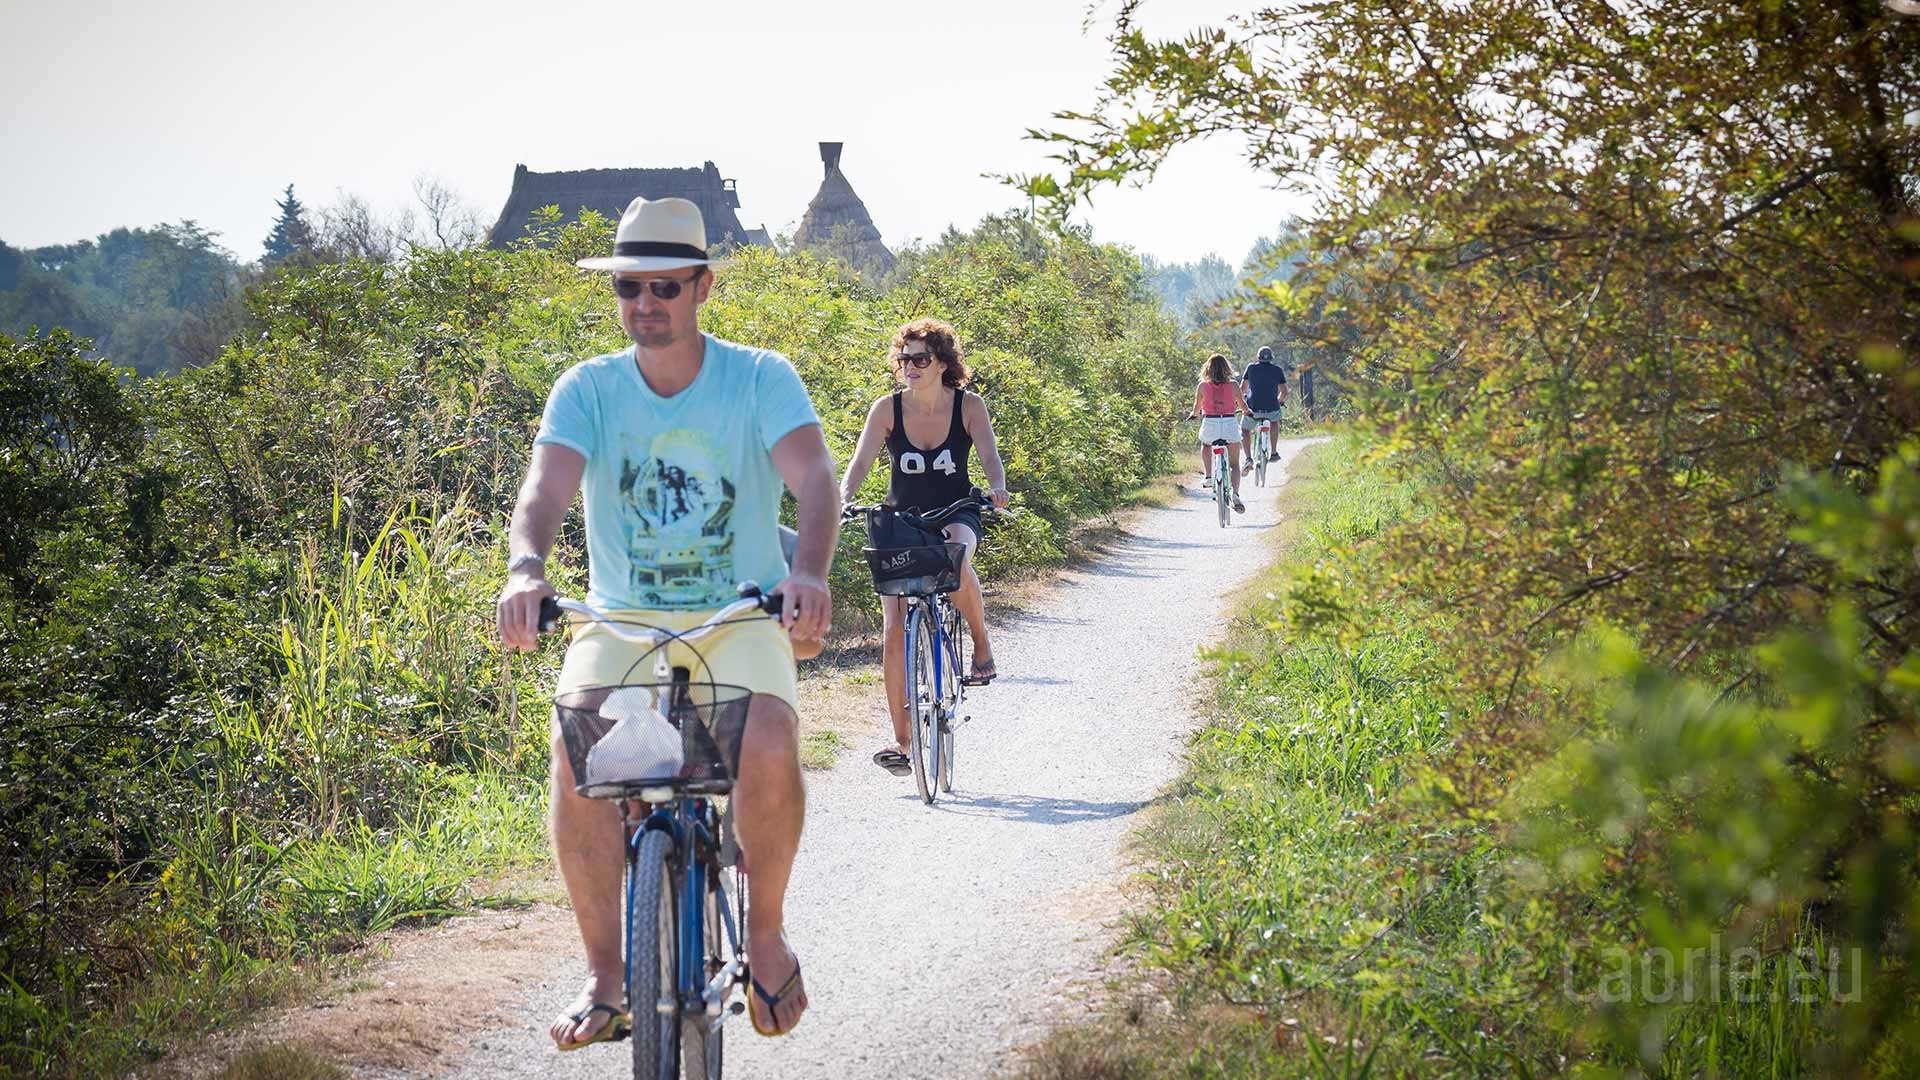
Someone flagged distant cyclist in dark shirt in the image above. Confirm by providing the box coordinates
[1239,345,1287,469]
[840,318,1011,776]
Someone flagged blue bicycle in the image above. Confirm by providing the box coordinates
[845,491,995,804]
[541,584,783,1080]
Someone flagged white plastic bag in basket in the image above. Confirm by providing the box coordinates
[583,687,683,786]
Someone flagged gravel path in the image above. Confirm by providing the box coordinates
[427,439,1322,1080]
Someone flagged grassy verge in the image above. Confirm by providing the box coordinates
[1018,438,1863,1078]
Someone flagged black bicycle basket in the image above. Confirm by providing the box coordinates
[863,542,967,596]
[553,682,751,798]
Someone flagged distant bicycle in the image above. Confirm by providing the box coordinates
[1252,418,1273,488]
[844,490,997,804]
[1205,436,1233,527]
[539,584,784,1080]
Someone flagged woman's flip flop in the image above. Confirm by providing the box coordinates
[872,747,912,776]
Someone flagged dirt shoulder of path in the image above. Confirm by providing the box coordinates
[150,476,1193,1080]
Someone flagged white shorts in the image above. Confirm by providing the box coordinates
[1197,416,1240,444]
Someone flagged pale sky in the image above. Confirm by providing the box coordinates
[1,0,1306,267]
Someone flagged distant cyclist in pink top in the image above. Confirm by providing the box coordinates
[1186,352,1247,514]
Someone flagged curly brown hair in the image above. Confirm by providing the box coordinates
[890,317,970,389]
[1203,353,1234,383]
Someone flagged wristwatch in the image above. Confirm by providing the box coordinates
[506,552,546,575]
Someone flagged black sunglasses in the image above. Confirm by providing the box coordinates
[612,272,702,301]
[898,352,939,369]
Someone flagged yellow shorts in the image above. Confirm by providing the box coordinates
[555,608,798,712]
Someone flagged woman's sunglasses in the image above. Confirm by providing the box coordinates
[898,352,939,369]
[612,273,701,301]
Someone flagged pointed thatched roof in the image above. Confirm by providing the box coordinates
[486,161,771,250]
[792,143,895,277]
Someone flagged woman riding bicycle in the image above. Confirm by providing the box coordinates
[839,318,1011,776]
[1189,352,1247,514]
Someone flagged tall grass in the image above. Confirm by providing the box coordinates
[4,500,552,1078]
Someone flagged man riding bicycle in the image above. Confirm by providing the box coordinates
[1239,345,1287,471]
[495,196,838,1049]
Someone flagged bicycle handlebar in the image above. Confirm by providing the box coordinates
[537,582,783,638]
[841,487,1001,526]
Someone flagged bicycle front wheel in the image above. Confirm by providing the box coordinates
[940,603,964,794]
[905,602,940,805]
[680,867,724,1080]
[628,828,678,1080]
[1215,458,1231,527]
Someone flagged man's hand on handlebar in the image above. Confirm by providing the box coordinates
[497,569,556,652]
[988,486,1011,510]
[780,570,832,645]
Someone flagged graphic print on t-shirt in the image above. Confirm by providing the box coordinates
[617,428,736,608]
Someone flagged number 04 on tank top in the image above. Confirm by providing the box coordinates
[895,447,959,475]
[885,390,976,511]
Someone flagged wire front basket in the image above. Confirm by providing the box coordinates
[554,682,752,799]
[864,542,967,596]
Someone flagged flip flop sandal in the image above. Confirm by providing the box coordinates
[961,657,997,686]
[556,1002,631,1051]
[872,748,912,776]
[748,960,805,1037]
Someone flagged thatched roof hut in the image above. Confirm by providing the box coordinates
[792,143,895,277]
[486,161,771,250]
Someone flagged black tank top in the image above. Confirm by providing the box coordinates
[885,390,974,512]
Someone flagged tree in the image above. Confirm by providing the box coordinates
[1022,0,1919,1066]
[0,223,239,374]
[319,190,410,263]
[411,174,484,250]
[262,183,317,263]
[0,328,144,593]
[0,240,20,292]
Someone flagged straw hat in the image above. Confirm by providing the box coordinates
[576,196,709,273]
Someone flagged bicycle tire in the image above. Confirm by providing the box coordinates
[1254,431,1269,487]
[629,828,677,1080]
[680,868,723,1080]
[1215,453,1231,528]
[940,602,964,794]
[905,602,940,804]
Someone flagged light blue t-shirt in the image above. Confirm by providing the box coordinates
[534,333,820,611]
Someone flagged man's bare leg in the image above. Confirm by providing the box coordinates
[548,724,627,1046]
[734,694,809,1034]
